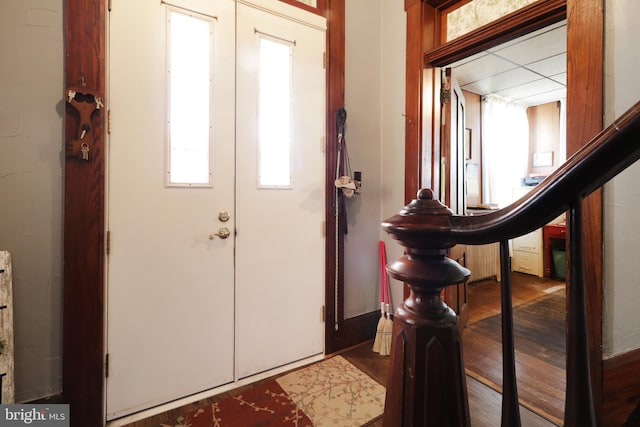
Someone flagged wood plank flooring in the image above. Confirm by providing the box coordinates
[116,272,564,427]
[464,273,566,425]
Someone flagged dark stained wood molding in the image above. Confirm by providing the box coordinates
[424,0,566,67]
[324,0,346,353]
[63,0,106,426]
[404,0,428,205]
[566,0,604,422]
[330,310,380,352]
[603,348,640,427]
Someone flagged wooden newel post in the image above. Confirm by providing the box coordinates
[381,189,471,427]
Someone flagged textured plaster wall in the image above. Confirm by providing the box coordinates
[343,1,406,318]
[0,1,64,401]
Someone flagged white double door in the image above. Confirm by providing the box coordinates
[106,0,325,419]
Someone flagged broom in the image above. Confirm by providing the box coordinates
[379,241,393,356]
[372,241,386,353]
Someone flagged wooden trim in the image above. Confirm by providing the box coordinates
[278,0,326,16]
[63,0,106,426]
[566,0,604,423]
[330,311,381,352]
[603,348,640,427]
[424,0,566,67]
[324,0,346,353]
[404,0,428,204]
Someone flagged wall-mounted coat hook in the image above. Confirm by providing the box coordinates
[65,86,104,161]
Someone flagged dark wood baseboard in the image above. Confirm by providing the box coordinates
[26,394,64,404]
[603,347,640,427]
[331,310,380,352]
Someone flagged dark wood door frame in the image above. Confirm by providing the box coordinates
[404,0,604,422]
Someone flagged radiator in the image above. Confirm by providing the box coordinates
[467,243,500,282]
[0,251,15,403]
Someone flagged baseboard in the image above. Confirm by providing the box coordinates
[332,310,380,351]
[603,347,640,427]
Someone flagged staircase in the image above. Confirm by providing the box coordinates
[380,101,640,427]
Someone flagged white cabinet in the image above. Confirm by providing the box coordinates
[511,187,544,277]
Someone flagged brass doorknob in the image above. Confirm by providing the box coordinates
[209,227,231,240]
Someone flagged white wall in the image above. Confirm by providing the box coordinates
[603,0,640,358]
[343,0,406,318]
[379,2,407,313]
[0,1,64,401]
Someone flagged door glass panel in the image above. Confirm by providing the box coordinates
[258,36,293,188]
[167,8,214,186]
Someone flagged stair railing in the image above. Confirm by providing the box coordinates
[381,101,640,427]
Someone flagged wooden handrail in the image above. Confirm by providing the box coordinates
[383,101,640,247]
[381,100,640,427]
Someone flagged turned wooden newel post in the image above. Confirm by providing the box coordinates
[382,189,471,427]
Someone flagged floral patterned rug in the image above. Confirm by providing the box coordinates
[161,355,385,427]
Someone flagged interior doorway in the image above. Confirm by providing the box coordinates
[439,20,569,422]
[106,0,326,419]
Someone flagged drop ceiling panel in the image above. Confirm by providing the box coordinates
[461,66,540,94]
[495,78,564,101]
[448,21,567,106]
[450,53,517,85]
[526,53,566,76]
[518,88,566,106]
[493,26,566,65]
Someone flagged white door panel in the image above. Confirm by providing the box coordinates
[107,0,325,418]
[235,3,325,378]
[107,0,236,419]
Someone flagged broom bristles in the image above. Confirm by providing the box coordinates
[380,314,393,356]
[372,315,385,353]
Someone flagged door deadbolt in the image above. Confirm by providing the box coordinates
[218,211,230,222]
[209,227,231,240]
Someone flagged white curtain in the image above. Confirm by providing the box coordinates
[481,95,530,208]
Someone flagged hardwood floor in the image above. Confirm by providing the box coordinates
[464,273,566,425]
[116,272,563,427]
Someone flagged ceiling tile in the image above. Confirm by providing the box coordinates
[518,87,566,106]
[448,21,566,107]
[450,53,517,86]
[549,72,567,85]
[486,20,567,52]
[461,66,540,94]
[492,25,566,65]
[526,53,567,79]
[495,78,564,101]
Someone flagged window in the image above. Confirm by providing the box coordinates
[257,35,294,188]
[166,8,214,186]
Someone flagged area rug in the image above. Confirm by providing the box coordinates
[160,355,386,427]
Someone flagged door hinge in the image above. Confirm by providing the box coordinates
[321,305,325,322]
[107,109,112,134]
[105,353,110,378]
[323,52,326,69]
[106,230,111,255]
